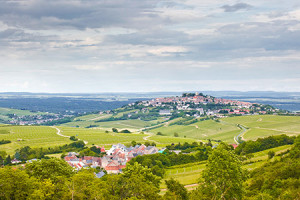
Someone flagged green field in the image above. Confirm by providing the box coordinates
[0,125,71,154]
[221,115,300,141]
[151,119,240,144]
[62,110,166,131]
[57,126,146,147]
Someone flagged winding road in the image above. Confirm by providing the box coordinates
[234,124,247,144]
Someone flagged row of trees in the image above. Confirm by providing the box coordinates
[235,134,295,155]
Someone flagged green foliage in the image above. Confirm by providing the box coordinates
[16,141,85,161]
[157,131,163,135]
[267,150,275,159]
[120,129,131,133]
[235,134,295,155]
[244,139,300,199]
[194,143,247,200]
[69,136,78,141]
[174,132,179,137]
[0,139,11,145]
[164,178,188,200]
[25,158,74,183]
[112,127,118,133]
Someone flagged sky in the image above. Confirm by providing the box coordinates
[0,0,300,93]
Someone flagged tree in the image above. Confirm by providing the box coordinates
[25,158,74,183]
[120,162,161,199]
[164,178,188,200]
[112,128,118,133]
[0,151,7,166]
[145,141,151,147]
[69,136,78,141]
[120,129,131,133]
[268,150,275,159]
[131,140,137,147]
[174,132,179,137]
[194,144,247,200]
[0,167,38,199]
[4,155,11,166]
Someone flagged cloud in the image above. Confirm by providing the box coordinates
[0,0,164,30]
[221,3,253,12]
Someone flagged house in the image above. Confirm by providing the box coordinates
[11,159,21,164]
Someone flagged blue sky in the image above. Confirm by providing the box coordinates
[0,0,300,92]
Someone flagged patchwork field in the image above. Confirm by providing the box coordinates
[150,119,240,144]
[221,115,300,141]
[0,125,71,154]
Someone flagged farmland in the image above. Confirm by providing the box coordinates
[221,115,300,141]
[0,125,71,154]
[150,119,240,144]
[57,126,146,147]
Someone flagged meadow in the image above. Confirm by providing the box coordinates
[0,125,71,154]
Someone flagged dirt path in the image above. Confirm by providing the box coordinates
[51,126,88,145]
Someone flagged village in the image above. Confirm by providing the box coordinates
[63,143,160,175]
[131,93,278,118]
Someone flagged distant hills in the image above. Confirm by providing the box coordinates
[0,91,299,111]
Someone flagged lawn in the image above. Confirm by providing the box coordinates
[0,125,71,155]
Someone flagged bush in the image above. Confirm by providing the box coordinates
[69,136,78,141]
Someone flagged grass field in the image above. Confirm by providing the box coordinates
[0,125,71,154]
[151,119,240,144]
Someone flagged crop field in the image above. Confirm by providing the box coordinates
[57,126,146,147]
[148,135,199,147]
[151,119,240,144]
[221,115,300,140]
[0,125,71,154]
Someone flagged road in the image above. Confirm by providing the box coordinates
[234,124,247,144]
